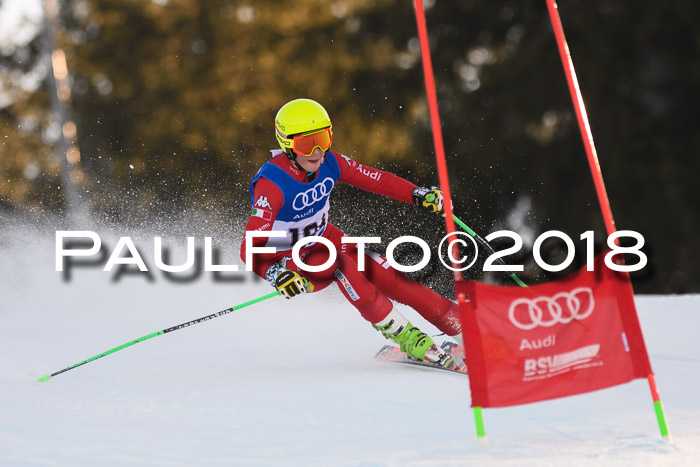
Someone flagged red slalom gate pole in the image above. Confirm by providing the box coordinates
[413,0,487,443]
[412,0,460,255]
[545,0,671,441]
[545,0,615,235]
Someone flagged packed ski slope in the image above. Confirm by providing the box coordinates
[1,227,699,466]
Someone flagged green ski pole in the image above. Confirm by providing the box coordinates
[453,214,528,288]
[38,290,280,382]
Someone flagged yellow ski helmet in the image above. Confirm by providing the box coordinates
[274,99,332,158]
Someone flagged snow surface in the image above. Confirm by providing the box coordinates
[1,227,699,466]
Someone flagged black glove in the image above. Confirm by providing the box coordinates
[274,269,313,299]
[413,186,445,218]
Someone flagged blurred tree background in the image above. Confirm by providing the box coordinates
[1,0,698,293]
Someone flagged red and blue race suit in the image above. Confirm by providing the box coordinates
[240,149,460,334]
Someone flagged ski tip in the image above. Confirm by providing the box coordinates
[37,374,51,383]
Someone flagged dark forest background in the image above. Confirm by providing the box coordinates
[1,0,698,294]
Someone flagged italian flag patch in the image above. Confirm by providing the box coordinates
[252,208,272,220]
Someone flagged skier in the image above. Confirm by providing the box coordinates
[240,98,463,368]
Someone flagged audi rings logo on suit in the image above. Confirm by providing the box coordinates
[293,177,335,211]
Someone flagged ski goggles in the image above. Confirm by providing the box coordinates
[283,127,333,157]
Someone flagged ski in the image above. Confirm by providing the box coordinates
[374,341,468,375]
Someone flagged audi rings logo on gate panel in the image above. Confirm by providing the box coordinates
[293,177,335,211]
[508,287,595,331]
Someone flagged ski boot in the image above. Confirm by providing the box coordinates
[373,309,456,369]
